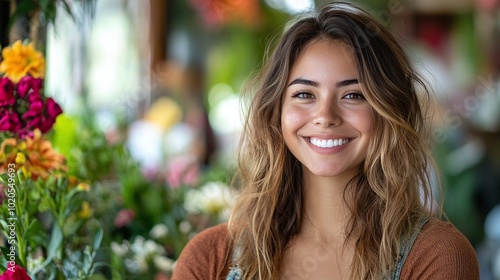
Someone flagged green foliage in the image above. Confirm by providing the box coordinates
[8,0,72,31]
[0,170,103,279]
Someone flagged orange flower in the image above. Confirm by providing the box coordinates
[0,40,45,83]
[23,129,67,180]
[0,129,67,180]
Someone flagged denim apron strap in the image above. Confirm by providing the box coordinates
[227,218,429,280]
[391,218,429,280]
[226,243,243,280]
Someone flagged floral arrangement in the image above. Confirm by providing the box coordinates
[0,41,62,138]
[0,40,234,279]
[0,40,101,279]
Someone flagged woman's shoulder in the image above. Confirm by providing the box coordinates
[171,223,232,280]
[401,218,480,279]
[188,223,230,246]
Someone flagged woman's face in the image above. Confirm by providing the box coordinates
[281,39,374,182]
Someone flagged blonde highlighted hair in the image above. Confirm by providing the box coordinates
[228,2,441,279]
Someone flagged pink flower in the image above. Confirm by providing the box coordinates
[114,209,135,228]
[0,110,21,132]
[45,98,62,119]
[16,76,35,98]
[0,77,15,107]
[166,156,200,189]
[0,264,32,280]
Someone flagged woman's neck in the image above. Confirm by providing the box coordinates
[300,171,355,244]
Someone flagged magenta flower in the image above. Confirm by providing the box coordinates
[0,110,21,132]
[0,264,31,280]
[45,98,62,119]
[27,90,41,103]
[32,78,43,91]
[23,100,44,119]
[26,115,43,131]
[39,116,56,133]
[0,77,15,107]
[16,76,35,98]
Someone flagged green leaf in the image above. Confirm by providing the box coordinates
[93,228,103,251]
[0,246,21,268]
[46,223,63,260]
[30,224,63,276]
[23,220,46,243]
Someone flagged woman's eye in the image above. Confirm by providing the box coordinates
[343,92,365,99]
[292,92,314,99]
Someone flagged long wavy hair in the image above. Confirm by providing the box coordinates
[228,2,441,279]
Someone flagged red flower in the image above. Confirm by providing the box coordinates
[0,264,31,280]
[0,77,15,107]
[0,110,21,132]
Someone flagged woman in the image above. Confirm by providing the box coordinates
[172,2,480,279]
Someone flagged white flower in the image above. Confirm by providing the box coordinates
[144,239,165,255]
[130,236,145,254]
[27,254,44,272]
[184,181,232,217]
[179,221,192,234]
[150,223,169,239]
[153,255,175,272]
[125,258,144,274]
[111,241,129,256]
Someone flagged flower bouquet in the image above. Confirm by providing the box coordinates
[0,41,62,139]
[0,40,103,279]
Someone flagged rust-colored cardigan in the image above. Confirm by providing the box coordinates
[172,219,480,280]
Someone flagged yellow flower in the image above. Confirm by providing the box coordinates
[15,152,25,164]
[78,202,93,219]
[0,40,45,83]
[0,138,21,169]
[76,183,90,192]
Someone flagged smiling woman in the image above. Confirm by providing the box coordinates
[172,2,480,280]
[282,40,373,181]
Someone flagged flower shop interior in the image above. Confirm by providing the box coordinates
[0,0,499,279]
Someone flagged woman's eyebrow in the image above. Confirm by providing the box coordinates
[287,78,359,88]
[287,78,319,87]
[336,78,359,87]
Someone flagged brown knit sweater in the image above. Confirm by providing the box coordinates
[172,219,480,279]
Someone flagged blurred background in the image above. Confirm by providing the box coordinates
[1,0,499,279]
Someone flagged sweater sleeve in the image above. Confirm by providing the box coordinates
[171,223,232,280]
[401,219,480,280]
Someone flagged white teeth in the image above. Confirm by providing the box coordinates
[310,137,349,148]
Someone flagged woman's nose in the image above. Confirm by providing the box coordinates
[313,102,341,127]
